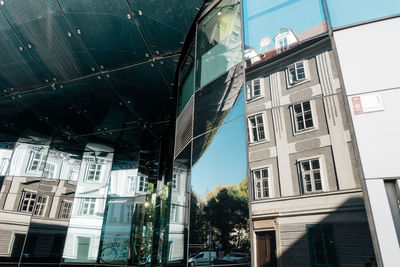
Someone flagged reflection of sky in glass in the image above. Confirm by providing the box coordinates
[243,0,325,51]
[192,116,246,199]
[222,89,244,125]
[326,0,400,27]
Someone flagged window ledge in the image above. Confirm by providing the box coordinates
[287,78,310,89]
[293,127,318,136]
[246,95,264,103]
[248,140,269,146]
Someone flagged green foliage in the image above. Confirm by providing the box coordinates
[190,177,250,253]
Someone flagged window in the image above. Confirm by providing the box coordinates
[27,151,46,173]
[59,201,73,219]
[292,101,314,132]
[253,168,270,199]
[68,170,79,181]
[300,159,322,193]
[248,114,266,143]
[172,174,179,190]
[288,61,306,85]
[80,198,96,216]
[307,225,338,267]
[33,195,47,216]
[138,176,148,193]
[85,163,102,182]
[246,78,262,100]
[277,37,288,50]
[127,176,136,193]
[43,163,55,179]
[170,204,177,222]
[122,202,133,223]
[18,191,37,212]
[0,157,10,175]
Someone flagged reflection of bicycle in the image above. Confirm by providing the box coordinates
[100,235,129,264]
[133,243,151,265]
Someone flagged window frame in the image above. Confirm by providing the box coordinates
[252,167,272,200]
[43,162,56,179]
[79,198,96,216]
[298,157,325,194]
[246,78,263,101]
[247,113,267,143]
[290,100,317,134]
[306,224,338,267]
[27,151,46,174]
[286,60,309,87]
[84,163,102,183]
[59,200,73,219]
[18,190,37,213]
[170,204,178,222]
[137,176,148,193]
[172,173,179,191]
[33,195,48,216]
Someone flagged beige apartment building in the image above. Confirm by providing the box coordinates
[245,37,375,267]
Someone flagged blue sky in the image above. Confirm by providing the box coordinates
[243,0,325,51]
[191,91,247,199]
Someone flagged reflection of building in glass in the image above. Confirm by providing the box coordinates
[245,38,375,266]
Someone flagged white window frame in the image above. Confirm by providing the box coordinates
[170,204,178,222]
[290,100,318,134]
[247,113,267,143]
[79,198,96,216]
[286,60,309,87]
[27,151,46,173]
[18,190,37,213]
[43,162,56,179]
[33,195,47,216]
[68,169,79,181]
[246,78,263,101]
[297,156,328,194]
[84,163,102,183]
[59,200,73,219]
[127,176,137,193]
[252,167,272,200]
[276,36,288,51]
[137,176,148,193]
[172,173,179,190]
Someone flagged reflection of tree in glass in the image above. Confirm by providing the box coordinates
[190,177,250,253]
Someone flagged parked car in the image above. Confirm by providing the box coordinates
[222,252,248,262]
[188,251,217,266]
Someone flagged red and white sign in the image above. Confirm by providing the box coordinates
[351,93,384,115]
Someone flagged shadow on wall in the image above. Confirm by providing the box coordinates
[255,197,377,267]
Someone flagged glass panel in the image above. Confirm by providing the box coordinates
[1,0,98,81]
[62,144,113,263]
[243,0,327,67]
[58,0,150,70]
[178,46,195,116]
[193,65,244,138]
[196,0,242,89]
[167,144,191,265]
[191,117,250,266]
[326,0,400,28]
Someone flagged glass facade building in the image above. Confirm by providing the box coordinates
[0,0,399,266]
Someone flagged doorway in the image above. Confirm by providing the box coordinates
[256,231,277,267]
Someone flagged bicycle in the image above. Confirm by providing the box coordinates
[99,235,129,264]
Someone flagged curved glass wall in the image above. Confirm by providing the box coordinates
[175,0,249,266]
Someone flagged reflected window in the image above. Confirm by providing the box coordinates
[0,157,10,175]
[85,163,102,182]
[253,168,270,199]
[287,61,306,85]
[127,176,137,193]
[292,101,314,132]
[138,176,148,193]
[246,78,262,100]
[27,151,46,173]
[170,204,177,222]
[274,28,298,52]
[33,195,47,216]
[307,225,337,267]
[80,198,96,216]
[300,159,322,193]
[59,200,73,219]
[43,162,56,179]
[248,114,266,142]
[172,174,179,190]
[122,202,133,223]
[68,170,79,181]
[18,191,37,212]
